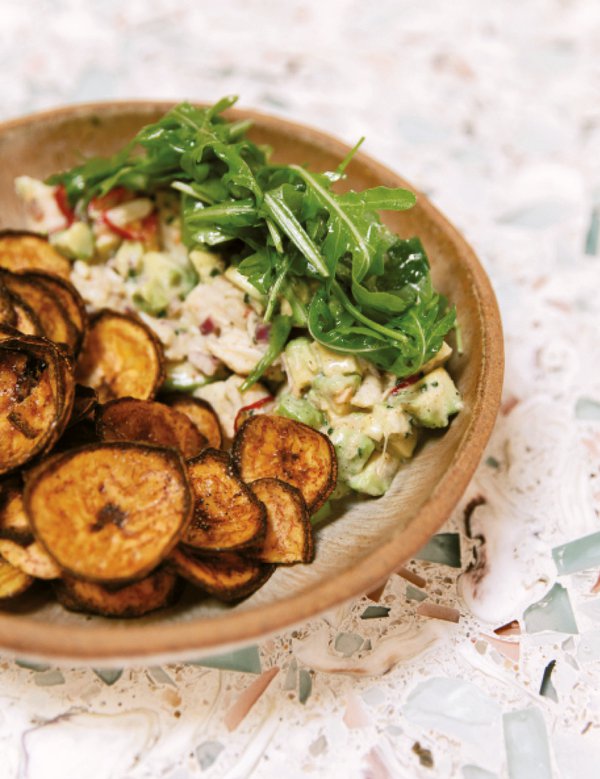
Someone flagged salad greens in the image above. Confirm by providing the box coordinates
[49,96,455,387]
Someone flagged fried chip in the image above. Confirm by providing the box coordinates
[30,271,88,354]
[0,335,71,476]
[232,414,337,512]
[0,231,71,279]
[0,271,78,350]
[9,292,43,336]
[0,481,32,544]
[169,547,272,601]
[96,397,207,459]
[76,309,165,403]
[55,568,180,617]
[25,442,192,584]
[0,555,33,599]
[182,449,266,552]
[249,478,313,564]
[0,538,61,579]
[0,281,16,328]
[163,394,222,449]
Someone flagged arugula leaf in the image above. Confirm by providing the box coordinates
[49,97,456,384]
[240,315,292,391]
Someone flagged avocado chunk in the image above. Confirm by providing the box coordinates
[347,451,400,496]
[400,367,462,428]
[50,221,94,261]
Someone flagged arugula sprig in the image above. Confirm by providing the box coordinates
[49,97,455,387]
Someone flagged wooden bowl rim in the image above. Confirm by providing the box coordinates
[0,101,504,664]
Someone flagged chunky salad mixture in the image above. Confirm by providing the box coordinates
[16,97,462,499]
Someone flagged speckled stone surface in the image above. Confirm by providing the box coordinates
[1,1,600,777]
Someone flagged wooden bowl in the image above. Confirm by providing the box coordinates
[0,102,503,664]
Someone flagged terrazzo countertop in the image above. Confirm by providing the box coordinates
[1,1,600,777]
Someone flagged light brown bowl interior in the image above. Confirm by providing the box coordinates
[0,102,503,664]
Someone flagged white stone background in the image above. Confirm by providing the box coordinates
[1,1,600,777]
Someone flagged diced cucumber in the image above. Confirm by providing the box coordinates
[132,251,198,315]
[314,343,362,377]
[312,373,361,409]
[362,403,412,442]
[347,451,401,496]
[330,425,376,479]
[399,367,463,428]
[276,394,325,429]
[189,249,225,282]
[163,362,210,393]
[50,222,94,261]
[283,337,320,395]
[387,428,418,460]
[113,240,144,278]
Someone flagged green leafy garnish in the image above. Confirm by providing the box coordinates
[49,96,455,386]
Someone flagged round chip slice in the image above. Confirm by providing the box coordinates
[232,414,337,512]
[0,271,78,350]
[163,394,222,449]
[25,442,193,584]
[76,309,165,403]
[0,335,69,476]
[0,481,32,543]
[28,271,88,355]
[0,556,33,599]
[0,231,71,279]
[96,397,207,459]
[168,547,272,602]
[250,478,313,564]
[55,568,180,617]
[0,538,61,579]
[182,449,266,552]
[8,292,43,336]
[0,281,16,328]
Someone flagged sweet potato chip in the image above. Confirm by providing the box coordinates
[0,481,32,543]
[163,394,222,449]
[0,555,33,599]
[0,282,16,328]
[0,336,68,476]
[0,231,71,279]
[68,384,98,428]
[25,442,192,584]
[0,538,61,579]
[232,415,337,512]
[30,271,88,354]
[249,478,313,564]
[0,271,78,350]
[169,547,272,601]
[182,449,266,551]
[76,309,165,403]
[55,568,180,617]
[9,292,43,336]
[96,397,207,458]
